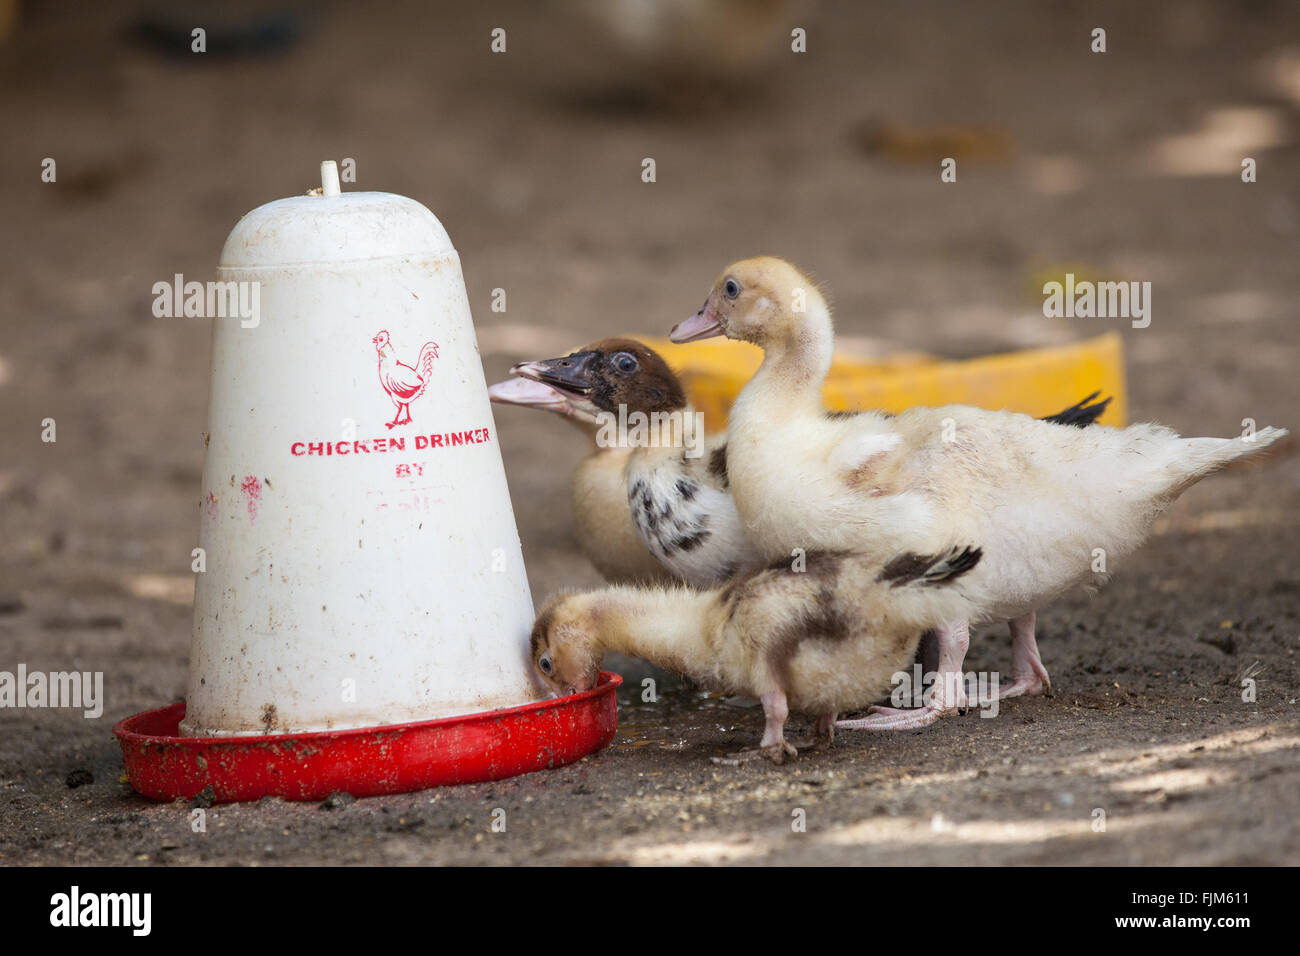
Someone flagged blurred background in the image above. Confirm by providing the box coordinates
[1,1,1298,864]
[3,0,1296,594]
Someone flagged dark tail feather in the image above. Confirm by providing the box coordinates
[1040,392,1112,428]
[878,546,983,588]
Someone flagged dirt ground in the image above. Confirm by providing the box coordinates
[1,0,1298,865]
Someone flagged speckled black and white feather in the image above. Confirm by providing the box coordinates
[626,440,761,587]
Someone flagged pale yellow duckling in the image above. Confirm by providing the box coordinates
[671,256,1288,729]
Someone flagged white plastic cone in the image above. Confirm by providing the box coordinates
[180,162,546,736]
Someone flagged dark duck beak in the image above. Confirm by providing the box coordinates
[510,351,601,397]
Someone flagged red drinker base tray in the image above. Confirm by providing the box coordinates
[114,672,621,803]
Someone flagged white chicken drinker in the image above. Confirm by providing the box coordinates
[181,161,545,736]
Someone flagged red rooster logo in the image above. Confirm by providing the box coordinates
[372,330,440,429]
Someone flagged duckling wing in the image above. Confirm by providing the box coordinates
[628,453,760,587]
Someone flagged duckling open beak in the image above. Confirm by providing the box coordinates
[670,296,723,343]
[487,376,570,413]
[510,354,599,397]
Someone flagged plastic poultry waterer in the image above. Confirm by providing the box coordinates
[114,162,619,803]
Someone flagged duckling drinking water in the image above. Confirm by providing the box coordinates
[531,544,983,762]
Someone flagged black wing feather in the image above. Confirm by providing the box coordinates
[1040,392,1112,428]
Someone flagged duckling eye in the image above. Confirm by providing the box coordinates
[612,352,639,374]
[538,654,553,676]
[723,278,741,299]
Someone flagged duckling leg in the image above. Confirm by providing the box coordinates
[758,690,798,763]
[995,612,1052,699]
[710,691,804,765]
[837,620,971,730]
[788,712,838,751]
[815,711,836,746]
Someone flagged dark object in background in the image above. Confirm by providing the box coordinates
[132,7,304,60]
[65,768,93,788]
[851,119,1016,164]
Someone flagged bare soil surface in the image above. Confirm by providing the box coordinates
[1,0,1298,865]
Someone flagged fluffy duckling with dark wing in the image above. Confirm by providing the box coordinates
[672,256,1288,729]
[507,337,762,588]
[532,544,983,762]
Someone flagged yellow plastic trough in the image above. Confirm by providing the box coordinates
[638,332,1127,429]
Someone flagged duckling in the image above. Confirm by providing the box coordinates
[671,256,1288,728]
[532,544,984,762]
[508,338,763,588]
[488,374,671,586]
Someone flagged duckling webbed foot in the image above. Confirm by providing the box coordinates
[837,621,970,731]
[708,689,798,763]
[711,741,798,765]
[836,703,956,730]
[763,740,799,763]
